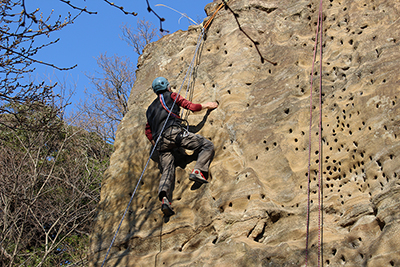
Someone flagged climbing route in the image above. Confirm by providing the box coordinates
[100,4,229,265]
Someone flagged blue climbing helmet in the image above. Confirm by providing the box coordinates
[152,77,170,94]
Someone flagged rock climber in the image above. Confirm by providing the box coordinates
[145,77,218,217]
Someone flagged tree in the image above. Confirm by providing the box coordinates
[0,0,142,123]
[0,1,166,141]
[72,18,163,142]
[0,103,113,266]
[0,0,78,126]
[120,17,163,56]
[73,53,135,143]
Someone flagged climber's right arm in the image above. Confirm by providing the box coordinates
[145,122,155,146]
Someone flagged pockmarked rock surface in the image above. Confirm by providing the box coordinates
[89,0,400,266]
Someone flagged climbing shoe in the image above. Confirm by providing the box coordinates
[161,197,175,217]
[189,169,209,184]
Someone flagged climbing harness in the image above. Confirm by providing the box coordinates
[305,0,324,267]
[101,22,208,267]
[159,93,190,140]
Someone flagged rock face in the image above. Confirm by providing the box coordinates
[89,0,400,266]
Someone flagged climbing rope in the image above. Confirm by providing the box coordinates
[181,28,206,118]
[317,3,323,265]
[305,0,324,266]
[203,0,228,30]
[100,26,207,267]
[181,0,230,119]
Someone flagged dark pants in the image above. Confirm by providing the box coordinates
[155,126,214,201]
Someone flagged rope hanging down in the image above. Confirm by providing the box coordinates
[180,1,229,119]
[305,0,323,266]
[100,27,206,267]
[181,29,206,118]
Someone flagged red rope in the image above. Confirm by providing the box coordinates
[317,1,324,265]
[305,1,324,266]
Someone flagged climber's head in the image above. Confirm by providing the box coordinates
[152,77,170,94]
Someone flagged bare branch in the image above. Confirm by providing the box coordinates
[59,0,98,15]
[145,0,169,33]
[103,0,138,16]
[120,18,160,55]
[0,44,77,71]
[0,245,12,260]
[75,53,134,141]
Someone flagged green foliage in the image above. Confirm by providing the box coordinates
[10,234,90,266]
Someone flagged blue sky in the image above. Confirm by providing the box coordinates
[26,0,212,109]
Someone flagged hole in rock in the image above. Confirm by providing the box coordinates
[270,212,281,223]
[377,217,385,231]
[254,223,266,242]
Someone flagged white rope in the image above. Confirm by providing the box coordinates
[181,29,205,118]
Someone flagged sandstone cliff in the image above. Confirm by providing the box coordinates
[89,0,400,266]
